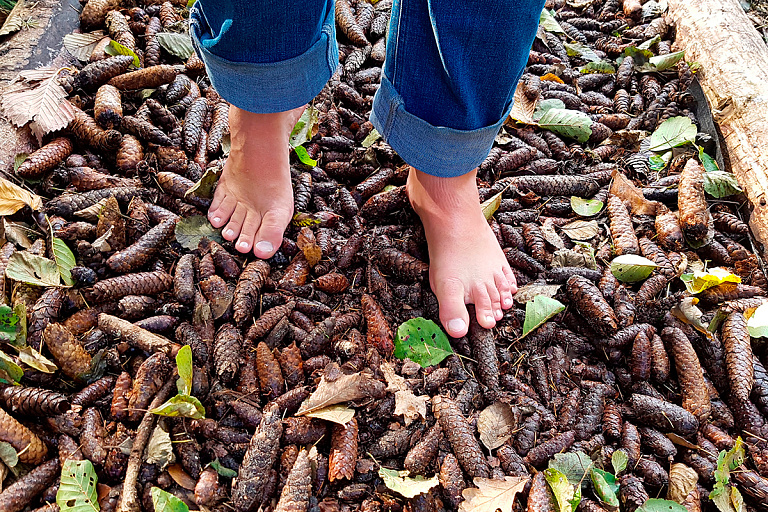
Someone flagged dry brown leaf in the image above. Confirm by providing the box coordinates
[75,197,110,222]
[381,361,428,425]
[514,282,561,303]
[610,170,659,215]
[303,404,355,425]
[506,83,537,126]
[296,227,322,266]
[0,177,43,215]
[559,219,599,241]
[477,402,516,450]
[0,0,28,37]
[540,220,565,249]
[1,219,33,248]
[63,31,108,61]
[167,464,197,490]
[667,463,698,504]
[459,477,529,512]
[297,368,384,416]
[2,68,76,142]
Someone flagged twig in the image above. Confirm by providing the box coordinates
[118,376,176,512]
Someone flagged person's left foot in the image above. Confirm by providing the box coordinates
[406,167,517,338]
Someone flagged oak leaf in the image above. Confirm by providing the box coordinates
[460,477,529,512]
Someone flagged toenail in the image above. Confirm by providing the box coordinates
[496,310,502,317]
[255,241,273,253]
[238,241,250,250]
[224,228,234,237]
[485,315,494,324]
[213,217,221,224]
[503,298,513,307]
[447,318,466,334]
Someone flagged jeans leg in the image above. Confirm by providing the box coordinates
[190,0,339,113]
[370,0,546,177]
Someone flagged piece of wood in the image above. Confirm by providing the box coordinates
[668,0,768,259]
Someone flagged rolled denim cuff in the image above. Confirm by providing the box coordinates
[190,5,339,114]
[370,76,507,178]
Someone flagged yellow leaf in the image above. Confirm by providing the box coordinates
[480,184,510,221]
[0,177,43,215]
[506,83,537,126]
[460,477,529,512]
[688,267,741,294]
[303,404,355,425]
[541,73,564,83]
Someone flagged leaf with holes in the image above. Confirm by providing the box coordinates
[394,317,453,368]
[0,305,21,345]
[637,500,689,512]
[156,32,194,60]
[63,32,108,61]
[57,459,100,512]
[104,40,140,67]
[174,215,225,250]
[538,108,593,143]
[522,295,565,339]
[610,254,658,283]
[571,196,603,217]
[5,252,61,287]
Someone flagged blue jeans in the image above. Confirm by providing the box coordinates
[190,0,545,177]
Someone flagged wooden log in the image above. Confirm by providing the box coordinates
[668,0,768,258]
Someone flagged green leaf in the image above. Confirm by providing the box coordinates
[539,9,564,33]
[156,32,194,60]
[52,237,76,286]
[638,35,662,50]
[151,394,206,419]
[703,171,742,198]
[187,0,196,6]
[639,51,685,72]
[185,165,221,200]
[0,304,21,345]
[5,252,61,287]
[698,145,719,172]
[57,459,100,512]
[13,153,28,173]
[481,186,510,220]
[570,196,603,217]
[151,487,189,512]
[293,145,318,167]
[564,42,600,62]
[289,105,320,149]
[538,108,593,143]
[648,116,697,152]
[174,215,225,250]
[378,467,439,499]
[610,254,658,283]
[0,441,18,468]
[361,128,381,148]
[622,46,655,67]
[209,458,238,478]
[611,449,628,475]
[545,468,580,512]
[590,468,619,510]
[578,61,616,74]
[176,345,193,396]
[533,99,566,122]
[747,301,768,338]
[548,451,593,488]
[394,317,453,368]
[104,40,140,68]
[649,151,672,171]
[636,499,690,512]
[724,437,745,471]
[0,351,22,384]
[522,295,565,339]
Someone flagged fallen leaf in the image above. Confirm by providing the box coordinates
[481,187,508,221]
[51,236,76,286]
[0,352,23,384]
[636,499,689,512]
[156,32,194,60]
[151,394,206,419]
[57,459,100,512]
[151,486,190,512]
[393,317,453,368]
[514,282,561,303]
[686,268,741,294]
[0,0,28,37]
[380,361,428,425]
[185,164,221,200]
[209,458,238,478]
[145,425,174,469]
[703,171,742,198]
[545,468,581,512]
[522,295,565,339]
[571,196,603,217]
[552,247,596,270]
[2,69,76,142]
[63,32,108,61]
[0,442,18,469]
[297,368,385,416]
[5,252,61,287]
[74,197,110,222]
[289,105,320,149]
[612,450,629,475]
[559,219,599,241]
[478,402,516,450]
[2,219,33,249]
[610,170,659,215]
[459,476,529,512]
[361,128,381,148]
[538,108,593,143]
[747,301,768,338]
[0,177,43,215]
[303,404,355,425]
[166,465,196,491]
[548,451,593,488]
[105,40,140,68]
[17,346,57,373]
[671,296,710,337]
[540,220,565,249]
[665,433,701,450]
[175,215,225,250]
[379,467,439,499]
[667,463,698,504]
[610,254,658,283]
[297,227,322,266]
[507,83,538,126]
[648,116,697,152]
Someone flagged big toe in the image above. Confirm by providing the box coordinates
[436,277,470,338]
[253,209,292,259]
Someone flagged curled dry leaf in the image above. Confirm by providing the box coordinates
[0,178,43,215]
[478,402,516,450]
[610,170,659,216]
[381,361,428,425]
[296,367,385,416]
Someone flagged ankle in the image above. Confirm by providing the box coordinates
[407,167,480,215]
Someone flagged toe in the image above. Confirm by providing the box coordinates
[254,209,291,259]
[436,277,470,338]
[222,204,247,241]
[503,266,518,294]
[495,272,514,310]
[235,211,262,253]
[487,282,503,321]
[209,194,237,229]
[472,282,496,329]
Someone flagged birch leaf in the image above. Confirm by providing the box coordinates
[2,70,76,139]
[303,404,356,426]
[63,32,108,61]
[57,459,100,512]
[5,252,61,287]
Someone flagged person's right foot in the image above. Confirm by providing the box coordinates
[208,105,305,258]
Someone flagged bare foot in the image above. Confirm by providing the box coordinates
[208,105,305,258]
[406,167,518,338]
